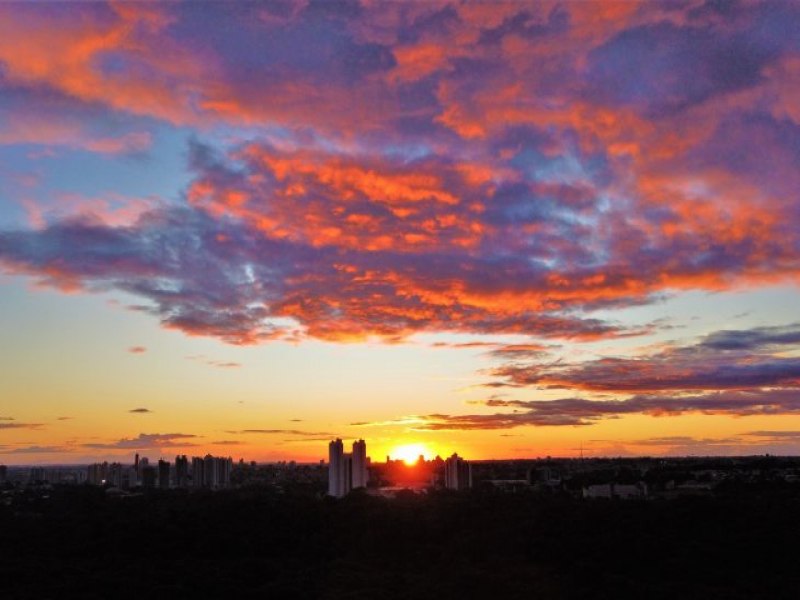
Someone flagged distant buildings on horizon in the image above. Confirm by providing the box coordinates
[85,453,234,490]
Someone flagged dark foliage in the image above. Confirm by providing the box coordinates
[2,483,799,599]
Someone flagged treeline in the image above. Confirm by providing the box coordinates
[2,483,799,599]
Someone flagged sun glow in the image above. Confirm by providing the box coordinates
[389,443,433,465]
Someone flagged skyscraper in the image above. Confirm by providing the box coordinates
[87,462,109,485]
[191,456,205,488]
[328,438,369,497]
[189,454,232,488]
[444,453,472,490]
[328,438,346,497]
[158,459,171,489]
[175,455,189,488]
[351,439,368,489]
[141,465,156,489]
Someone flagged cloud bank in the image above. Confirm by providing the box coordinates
[0,1,798,346]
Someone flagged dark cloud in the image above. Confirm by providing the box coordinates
[700,324,800,351]
[586,19,778,117]
[128,408,152,414]
[489,324,800,393]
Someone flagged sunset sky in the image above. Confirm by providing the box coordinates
[1,1,800,465]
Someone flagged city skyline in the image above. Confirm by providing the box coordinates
[2,1,800,465]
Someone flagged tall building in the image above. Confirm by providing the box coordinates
[175,455,189,488]
[158,459,171,489]
[141,465,156,489]
[328,439,346,497]
[190,455,232,488]
[108,463,124,487]
[215,456,233,488]
[138,456,149,478]
[0,465,7,484]
[191,456,205,488]
[87,462,109,485]
[28,467,46,485]
[203,454,217,488]
[328,438,369,497]
[444,453,472,491]
[351,439,368,489]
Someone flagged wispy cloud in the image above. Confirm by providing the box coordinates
[0,422,43,430]
[404,389,800,431]
[186,355,242,368]
[82,433,198,449]
[128,408,152,414]
[127,346,147,354]
[225,429,335,437]
[0,445,70,454]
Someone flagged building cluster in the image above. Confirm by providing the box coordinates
[328,438,369,497]
[84,453,233,490]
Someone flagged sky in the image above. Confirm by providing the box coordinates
[1,0,800,465]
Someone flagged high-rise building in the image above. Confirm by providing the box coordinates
[189,454,232,488]
[28,467,46,485]
[328,439,346,497]
[87,462,109,485]
[215,456,233,488]
[328,439,369,497]
[141,465,156,489]
[351,439,368,489]
[138,456,149,478]
[191,456,205,488]
[444,453,472,490]
[108,463,123,487]
[158,459,171,489]
[125,466,137,489]
[0,465,7,484]
[203,454,217,488]
[175,455,189,488]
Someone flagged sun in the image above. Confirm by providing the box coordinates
[389,443,433,466]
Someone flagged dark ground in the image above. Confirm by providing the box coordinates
[2,483,798,599]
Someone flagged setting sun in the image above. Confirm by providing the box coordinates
[388,443,433,466]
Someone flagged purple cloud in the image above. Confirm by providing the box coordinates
[489,324,800,392]
[0,1,798,349]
